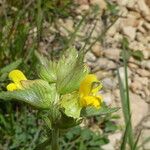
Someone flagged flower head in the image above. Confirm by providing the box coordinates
[7,70,27,91]
[79,74,103,108]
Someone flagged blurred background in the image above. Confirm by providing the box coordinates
[0,0,150,149]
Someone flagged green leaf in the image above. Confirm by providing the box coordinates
[35,51,57,83]
[0,80,58,109]
[55,112,82,129]
[132,50,144,61]
[57,48,88,94]
[60,93,82,118]
[0,59,22,75]
[81,106,119,117]
[36,48,88,94]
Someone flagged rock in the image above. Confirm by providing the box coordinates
[128,63,139,69]
[117,0,128,6]
[141,129,150,149]
[103,92,114,106]
[122,26,137,40]
[85,51,96,62]
[64,19,74,32]
[91,42,102,57]
[129,41,146,51]
[77,4,90,13]
[130,81,142,93]
[143,50,150,59]
[107,19,120,37]
[93,58,117,72]
[130,92,149,127]
[101,143,115,150]
[143,21,150,30]
[121,17,140,28]
[102,77,117,90]
[103,48,120,61]
[142,117,150,128]
[141,60,150,70]
[145,0,150,7]
[74,0,89,5]
[144,87,150,101]
[137,0,150,20]
[113,33,123,42]
[134,75,149,86]
[108,132,122,147]
[136,69,150,77]
[95,70,112,80]
[90,0,107,11]
[127,0,138,9]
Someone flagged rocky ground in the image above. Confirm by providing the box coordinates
[83,0,150,149]
[37,0,150,149]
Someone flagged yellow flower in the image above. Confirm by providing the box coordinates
[79,74,103,108]
[7,70,27,91]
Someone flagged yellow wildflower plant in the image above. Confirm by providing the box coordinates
[79,74,103,109]
[6,70,27,91]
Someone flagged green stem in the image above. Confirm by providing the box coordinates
[51,128,59,150]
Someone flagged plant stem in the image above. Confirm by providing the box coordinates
[51,128,59,150]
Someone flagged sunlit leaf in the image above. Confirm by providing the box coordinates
[0,80,58,109]
[60,93,82,118]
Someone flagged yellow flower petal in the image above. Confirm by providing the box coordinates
[79,74,99,96]
[8,70,27,83]
[7,83,17,91]
[80,95,102,108]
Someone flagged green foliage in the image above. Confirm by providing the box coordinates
[36,48,88,95]
[0,0,122,149]
[81,105,119,117]
[0,107,42,150]
[60,126,109,150]
[0,80,58,109]
[120,37,144,61]
[60,93,82,118]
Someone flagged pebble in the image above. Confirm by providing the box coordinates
[85,51,96,62]
[122,26,137,40]
[136,69,150,77]
[93,58,117,72]
[95,70,112,80]
[101,143,115,150]
[102,77,117,90]
[103,48,120,61]
[143,50,150,59]
[130,81,142,93]
[141,129,150,149]
[134,75,149,86]
[91,42,102,57]
[142,117,150,128]
[90,0,107,11]
[130,92,149,127]
[102,93,114,106]
[137,0,150,17]
[141,60,150,70]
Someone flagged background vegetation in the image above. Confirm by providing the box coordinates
[0,0,147,149]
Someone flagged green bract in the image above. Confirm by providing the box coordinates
[0,79,58,109]
[60,93,82,118]
[37,48,89,95]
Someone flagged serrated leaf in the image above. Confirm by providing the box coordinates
[132,50,144,61]
[0,80,58,109]
[81,106,120,117]
[35,51,57,83]
[57,48,88,94]
[60,93,82,118]
[0,59,22,75]
[55,112,82,129]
